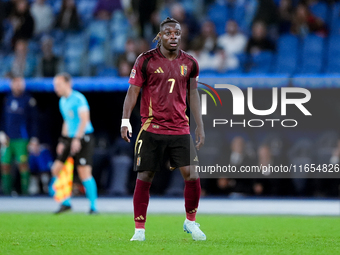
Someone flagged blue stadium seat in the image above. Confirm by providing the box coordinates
[326,35,340,73]
[248,51,274,74]
[330,3,340,35]
[64,33,86,76]
[207,3,230,35]
[274,34,299,74]
[96,67,118,77]
[77,0,97,25]
[309,2,329,22]
[299,35,324,74]
[111,10,130,54]
[232,5,245,30]
[88,20,109,67]
[0,54,8,77]
[49,0,62,15]
[199,69,221,76]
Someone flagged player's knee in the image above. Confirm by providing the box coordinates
[137,171,155,182]
[77,166,92,181]
[180,166,199,181]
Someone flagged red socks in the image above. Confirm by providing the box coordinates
[184,178,201,221]
[133,179,152,229]
[133,178,201,229]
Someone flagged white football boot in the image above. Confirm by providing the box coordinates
[130,229,145,241]
[183,219,206,241]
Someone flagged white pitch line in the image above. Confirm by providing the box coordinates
[0,197,339,215]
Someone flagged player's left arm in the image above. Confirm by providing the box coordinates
[188,88,205,150]
[70,107,90,155]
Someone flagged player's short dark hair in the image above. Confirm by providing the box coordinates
[159,17,180,30]
[55,72,72,83]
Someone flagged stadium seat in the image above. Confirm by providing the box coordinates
[232,5,245,24]
[110,10,130,55]
[325,35,340,73]
[96,66,118,77]
[88,20,110,67]
[49,0,62,15]
[274,34,299,74]
[309,2,329,22]
[248,51,274,74]
[64,32,86,76]
[77,0,97,26]
[330,3,340,35]
[299,35,324,74]
[0,54,7,77]
[207,2,230,35]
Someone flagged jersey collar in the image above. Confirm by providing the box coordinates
[157,46,181,60]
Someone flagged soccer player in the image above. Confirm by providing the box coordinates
[50,73,98,214]
[0,76,38,195]
[121,17,206,241]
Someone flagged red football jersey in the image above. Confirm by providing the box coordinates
[128,47,199,135]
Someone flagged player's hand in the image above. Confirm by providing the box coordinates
[195,126,205,150]
[56,142,65,155]
[121,119,132,143]
[71,138,81,155]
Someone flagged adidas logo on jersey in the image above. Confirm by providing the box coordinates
[154,67,164,73]
[193,156,199,162]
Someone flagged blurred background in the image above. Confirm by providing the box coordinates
[0,0,340,198]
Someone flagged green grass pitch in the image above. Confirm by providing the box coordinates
[0,213,339,255]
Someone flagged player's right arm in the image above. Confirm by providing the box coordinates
[121,54,146,143]
[56,122,67,155]
[121,84,141,143]
[61,122,68,137]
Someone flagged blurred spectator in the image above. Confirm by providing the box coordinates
[28,138,52,194]
[253,144,280,196]
[194,20,218,53]
[93,0,122,20]
[179,22,190,51]
[0,76,38,195]
[170,3,199,39]
[252,0,279,27]
[118,57,133,77]
[38,36,60,77]
[30,0,54,36]
[10,0,35,46]
[330,139,340,165]
[2,0,16,18]
[55,0,81,31]
[188,37,226,72]
[136,38,150,55]
[122,38,138,66]
[131,0,158,38]
[278,0,293,34]
[246,21,275,55]
[291,4,327,37]
[217,20,247,70]
[217,136,255,197]
[6,39,37,78]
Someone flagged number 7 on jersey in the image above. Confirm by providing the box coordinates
[168,78,175,93]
